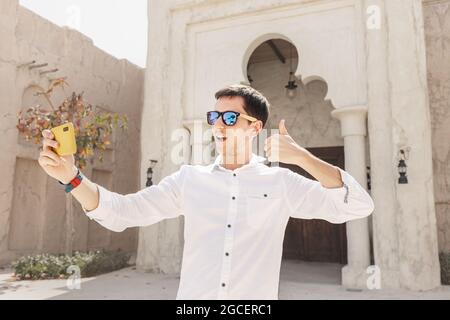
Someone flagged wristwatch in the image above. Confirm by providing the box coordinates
[58,169,84,193]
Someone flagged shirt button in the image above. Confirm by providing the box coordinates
[264,194,268,197]
[225,252,229,256]
[227,224,231,228]
[232,196,236,200]
[233,173,237,177]
[222,283,226,287]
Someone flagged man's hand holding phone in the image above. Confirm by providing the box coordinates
[39,127,78,184]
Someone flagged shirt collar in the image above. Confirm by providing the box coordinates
[209,153,267,173]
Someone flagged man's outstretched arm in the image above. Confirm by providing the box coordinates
[39,129,184,232]
[70,173,101,212]
[39,129,101,212]
[78,169,185,232]
[265,120,374,223]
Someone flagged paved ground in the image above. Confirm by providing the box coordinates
[1,260,449,300]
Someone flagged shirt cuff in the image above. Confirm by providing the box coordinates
[82,184,113,221]
[324,167,351,204]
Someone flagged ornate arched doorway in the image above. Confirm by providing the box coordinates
[245,38,348,264]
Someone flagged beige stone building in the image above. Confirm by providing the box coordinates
[138,0,450,291]
[0,0,144,265]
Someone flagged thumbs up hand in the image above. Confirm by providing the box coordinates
[264,119,311,165]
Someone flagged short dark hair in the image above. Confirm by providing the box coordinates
[214,84,270,128]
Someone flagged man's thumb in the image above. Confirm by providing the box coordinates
[279,119,289,135]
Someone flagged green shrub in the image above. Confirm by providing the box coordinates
[12,250,131,280]
[82,250,131,277]
[439,252,450,285]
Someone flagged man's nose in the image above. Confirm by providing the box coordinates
[213,116,225,128]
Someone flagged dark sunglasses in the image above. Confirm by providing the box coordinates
[206,111,258,126]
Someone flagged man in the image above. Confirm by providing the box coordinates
[39,84,374,300]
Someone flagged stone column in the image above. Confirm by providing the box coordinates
[137,2,213,274]
[364,0,440,290]
[332,105,371,289]
[136,0,183,274]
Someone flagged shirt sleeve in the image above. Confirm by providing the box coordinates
[282,166,374,224]
[81,166,186,232]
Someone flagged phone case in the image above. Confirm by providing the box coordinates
[50,122,77,156]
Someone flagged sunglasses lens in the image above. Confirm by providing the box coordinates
[223,112,238,126]
[207,112,220,125]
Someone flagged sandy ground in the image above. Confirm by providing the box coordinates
[1,260,449,300]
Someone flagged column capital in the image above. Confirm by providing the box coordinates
[331,105,368,137]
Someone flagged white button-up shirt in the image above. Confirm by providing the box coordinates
[83,154,374,300]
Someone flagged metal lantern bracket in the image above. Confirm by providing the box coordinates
[399,147,410,160]
[397,147,410,184]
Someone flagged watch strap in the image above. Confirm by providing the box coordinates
[59,169,84,193]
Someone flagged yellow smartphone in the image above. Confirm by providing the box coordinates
[50,122,77,156]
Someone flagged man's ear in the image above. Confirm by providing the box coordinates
[252,120,263,137]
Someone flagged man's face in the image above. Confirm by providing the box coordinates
[212,96,262,159]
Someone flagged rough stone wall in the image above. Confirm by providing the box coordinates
[423,0,450,254]
[0,0,145,265]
